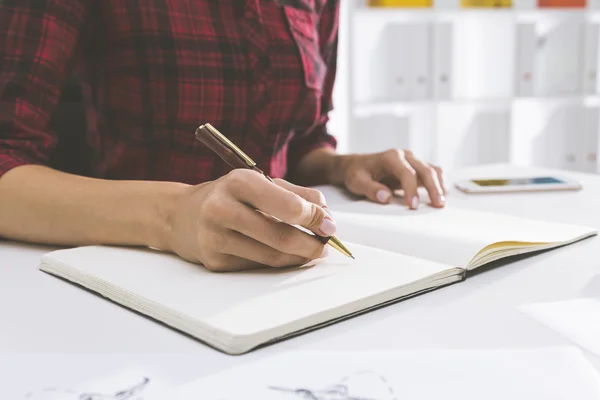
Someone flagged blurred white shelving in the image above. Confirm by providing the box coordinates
[330,0,600,174]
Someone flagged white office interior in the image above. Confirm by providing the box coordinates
[330,0,600,174]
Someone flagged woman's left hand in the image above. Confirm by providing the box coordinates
[330,149,447,209]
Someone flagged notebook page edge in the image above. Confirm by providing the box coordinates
[222,270,465,355]
[201,263,464,349]
[466,231,598,270]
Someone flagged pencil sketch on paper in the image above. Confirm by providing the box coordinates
[268,370,399,400]
[23,377,150,400]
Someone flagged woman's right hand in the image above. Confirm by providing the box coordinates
[166,169,336,272]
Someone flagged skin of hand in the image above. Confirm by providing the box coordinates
[327,149,447,209]
[166,169,334,272]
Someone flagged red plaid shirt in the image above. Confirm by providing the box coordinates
[0,0,338,183]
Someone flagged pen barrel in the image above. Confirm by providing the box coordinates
[195,125,249,170]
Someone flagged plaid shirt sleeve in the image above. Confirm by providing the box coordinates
[286,0,339,174]
[0,1,89,177]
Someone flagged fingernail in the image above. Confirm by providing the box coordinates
[376,189,391,203]
[319,218,337,236]
[439,195,446,205]
[411,196,419,209]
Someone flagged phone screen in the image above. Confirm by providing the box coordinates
[471,177,566,187]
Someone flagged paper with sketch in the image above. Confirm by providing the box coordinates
[332,200,595,267]
[9,367,167,400]
[520,297,600,358]
[169,348,600,400]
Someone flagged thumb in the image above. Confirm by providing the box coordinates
[271,178,335,238]
[298,200,336,239]
[347,170,393,204]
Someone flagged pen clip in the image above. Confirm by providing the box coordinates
[195,123,256,169]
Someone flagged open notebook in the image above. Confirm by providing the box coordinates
[39,202,597,355]
[330,200,598,270]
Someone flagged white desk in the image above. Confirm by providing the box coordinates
[2,163,600,393]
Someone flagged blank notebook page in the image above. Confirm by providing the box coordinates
[332,201,597,267]
[41,243,456,338]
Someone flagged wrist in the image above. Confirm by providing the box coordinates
[146,182,191,252]
[327,153,351,186]
[294,147,341,186]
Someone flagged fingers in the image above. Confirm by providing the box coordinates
[344,169,393,204]
[220,201,326,260]
[222,170,334,237]
[431,164,448,195]
[202,229,315,272]
[404,152,445,208]
[381,150,420,210]
[379,150,446,209]
[272,178,328,208]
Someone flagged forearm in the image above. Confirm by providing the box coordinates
[0,165,189,249]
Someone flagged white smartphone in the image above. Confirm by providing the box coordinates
[454,175,582,194]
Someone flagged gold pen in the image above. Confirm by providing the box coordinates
[194,123,354,259]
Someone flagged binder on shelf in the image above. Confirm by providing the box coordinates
[538,0,585,7]
[563,112,580,172]
[510,102,587,171]
[558,106,582,171]
[590,120,600,174]
[483,111,511,164]
[407,23,433,101]
[435,0,460,7]
[379,23,411,101]
[408,106,436,163]
[515,23,536,97]
[582,107,600,173]
[436,105,511,169]
[376,22,433,102]
[433,22,453,100]
[368,0,433,7]
[460,0,512,7]
[589,0,600,9]
[582,23,600,96]
[512,0,537,8]
[536,22,583,96]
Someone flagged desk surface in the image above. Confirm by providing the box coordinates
[2,163,600,392]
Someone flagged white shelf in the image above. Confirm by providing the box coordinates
[336,0,600,173]
[354,95,600,108]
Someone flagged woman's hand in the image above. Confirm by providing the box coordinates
[330,149,447,209]
[166,169,334,272]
